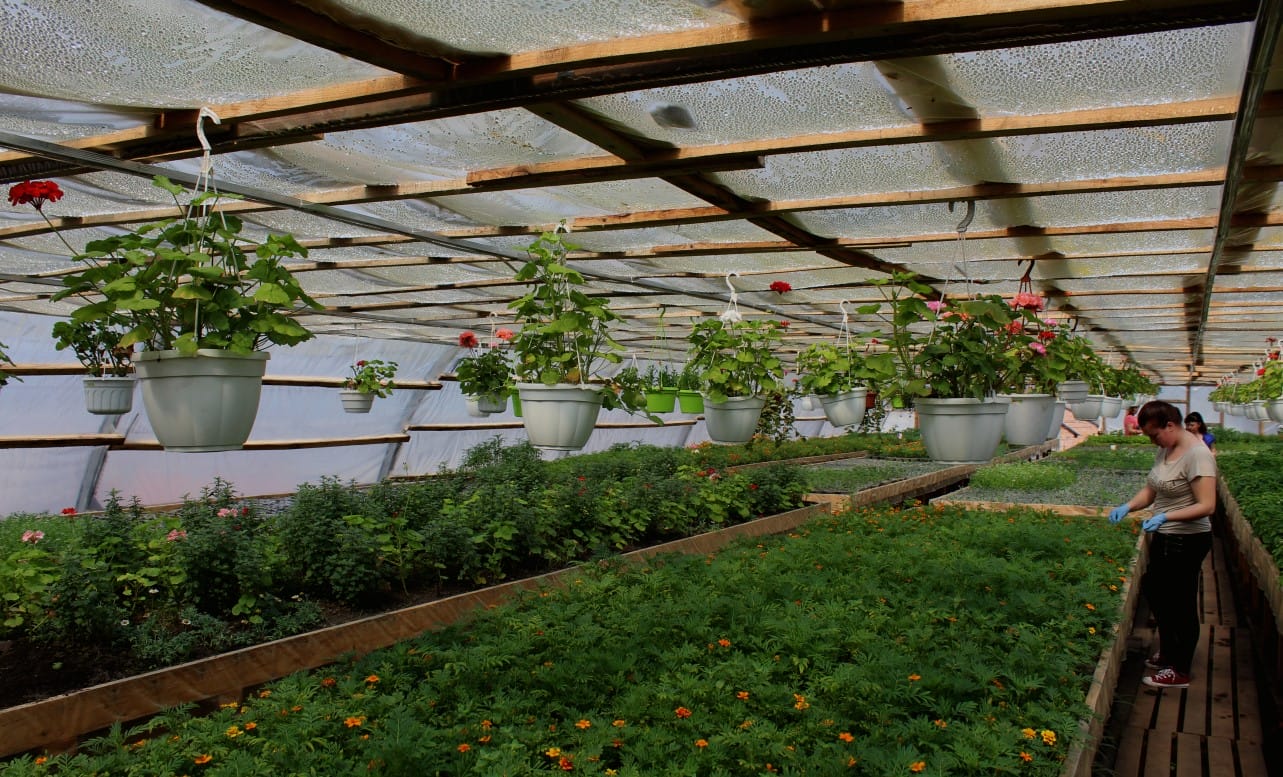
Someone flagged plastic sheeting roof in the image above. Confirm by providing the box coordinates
[1,0,1281,510]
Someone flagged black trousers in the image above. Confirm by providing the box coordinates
[1143,531,1213,675]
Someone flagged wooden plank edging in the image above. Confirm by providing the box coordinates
[0,503,827,758]
[1062,532,1147,777]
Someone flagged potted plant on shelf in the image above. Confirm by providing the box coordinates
[11,176,321,451]
[455,329,514,415]
[686,315,785,444]
[507,227,649,451]
[51,316,136,414]
[340,358,398,413]
[642,362,681,413]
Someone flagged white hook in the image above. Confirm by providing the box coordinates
[196,107,221,178]
[838,299,850,324]
[724,271,739,294]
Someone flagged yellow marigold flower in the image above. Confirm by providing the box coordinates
[1022,727,1036,739]
[575,719,591,730]
[546,747,561,758]
[1088,627,1097,635]
[291,705,303,713]
[838,732,854,743]
[365,675,380,684]
[606,771,618,776]
[695,739,708,748]
[481,720,493,729]
[457,743,470,753]
[225,726,242,739]
[793,695,810,710]
[910,761,926,773]
[736,691,749,701]
[194,754,213,765]
[1041,729,1056,746]
[219,702,238,710]
[612,719,626,728]
[1020,751,1033,762]
[344,716,365,728]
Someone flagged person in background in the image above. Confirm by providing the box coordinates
[1123,406,1141,435]
[1108,400,1217,689]
[1184,411,1216,455]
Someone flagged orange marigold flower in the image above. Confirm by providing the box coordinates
[575,719,591,729]
[675,707,692,719]
[291,705,303,713]
[33,756,47,765]
[933,719,947,728]
[717,638,731,648]
[257,690,271,698]
[1020,752,1033,763]
[478,735,491,744]
[793,694,810,710]
[457,743,471,753]
[320,677,337,688]
[910,761,926,773]
[194,754,213,765]
[1084,603,1095,611]
[481,720,493,729]
[365,674,380,684]
[838,732,854,743]
[612,719,626,728]
[244,722,257,731]
[736,691,750,701]
[344,716,365,728]
[695,738,709,748]
[558,755,574,771]
[908,673,921,681]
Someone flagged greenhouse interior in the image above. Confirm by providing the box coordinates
[2,1,1283,775]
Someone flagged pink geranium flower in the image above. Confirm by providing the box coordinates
[167,529,188,542]
[20,530,44,544]
[925,300,945,313]
[1029,341,1046,355]
[495,328,514,341]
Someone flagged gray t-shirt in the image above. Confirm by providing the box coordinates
[1146,442,1217,534]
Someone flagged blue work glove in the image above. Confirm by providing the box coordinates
[1142,513,1168,533]
[1108,504,1130,524]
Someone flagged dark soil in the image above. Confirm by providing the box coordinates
[0,585,470,710]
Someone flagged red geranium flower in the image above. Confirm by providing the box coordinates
[1005,321,1023,336]
[1037,330,1057,341]
[1011,292,1045,311]
[495,328,514,341]
[8,180,64,211]
[769,281,791,294]
[61,507,77,516]
[458,331,479,348]
[777,320,789,328]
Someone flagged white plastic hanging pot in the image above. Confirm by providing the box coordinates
[340,389,375,414]
[800,395,819,411]
[83,376,135,415]
[517,383,603,451]
[996,393,1055,446]
[1056,380,1090,403]
[819,388,868,428]
[134,350,267,452]
[1045,400,1067,441]
[1069,395,1104,421]
[465,396,490,417]
[1249,399,1270,421]
[475,393,508,414]
[915,397,1009,464]
[1100,396,1123,419]
[1266,398,1283,423]
[702,395,766,444]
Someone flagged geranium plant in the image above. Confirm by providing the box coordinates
[507,228,643,412]
[454,329,513,399]
[50,317,134,378]
[686,315,785,402]
[344,359,398,397]
[795,339,890,397]
[10,177,321,357]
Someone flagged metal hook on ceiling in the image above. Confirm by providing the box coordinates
[948,200,975,234]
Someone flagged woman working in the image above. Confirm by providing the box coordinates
[1108,400,1217,689]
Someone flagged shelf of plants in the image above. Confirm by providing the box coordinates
[0,500,1142,776]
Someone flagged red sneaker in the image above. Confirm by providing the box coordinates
[1143,668,1189,689]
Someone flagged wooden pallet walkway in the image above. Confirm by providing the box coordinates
[1109,532,1272,777]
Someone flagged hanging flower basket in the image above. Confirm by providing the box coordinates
[996,393,1055,446]
[517,383,603,451]
[702,395,766,445]
[339,389,375,414]
[916,397,1008,464]
[677,390,704,414]
[135,350,268,452]
[819,388,868,428]
[82,376,135,415]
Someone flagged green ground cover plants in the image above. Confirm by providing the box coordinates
[0,440,809,700]
[802,458,949,494]
[1217,441,1283,576]
[1048,445,1154,472]
[940,465,1133,509]
[687,430,929,469]
[1,503,1139,776]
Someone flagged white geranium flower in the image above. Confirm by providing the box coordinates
[719,309,743,324]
